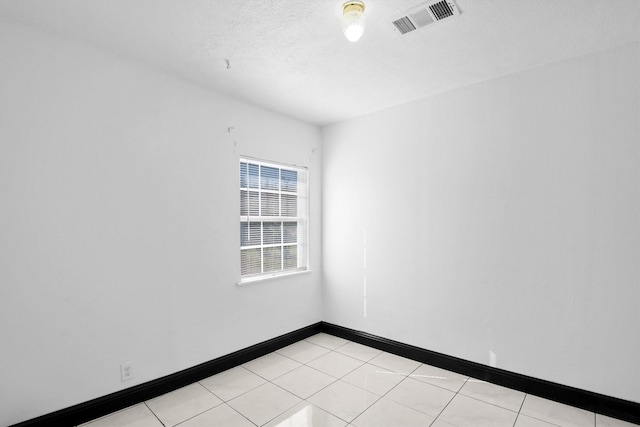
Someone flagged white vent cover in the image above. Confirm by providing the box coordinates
[392,0,459,35]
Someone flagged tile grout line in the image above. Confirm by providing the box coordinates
[143,402,166,427]
[302,334,351,351]
[429,373,470,426]
[511,392,528,427]
[227,403,259,427]
[518,394,594,427]
[454,386,522,418]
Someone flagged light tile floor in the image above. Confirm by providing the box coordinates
[81,333,636,427]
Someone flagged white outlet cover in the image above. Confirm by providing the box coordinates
[121,361,134,382]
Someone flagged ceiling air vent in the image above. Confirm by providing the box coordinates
[392,0,459,35]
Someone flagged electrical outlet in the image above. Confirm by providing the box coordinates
[121,361,134,382]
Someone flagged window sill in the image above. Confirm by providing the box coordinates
[237,269,311,286]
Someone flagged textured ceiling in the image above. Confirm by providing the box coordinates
[1,0,638,125]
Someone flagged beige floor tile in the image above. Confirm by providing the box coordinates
[438,394,518,427]
[459,378,525,412]
[227,382,301,426]
[385,377,455,417]
[341,363,405,396]
[199,366,266,401]
[520,395,595,427]
[146,383,222,427]
[80,404,162,427]
[596,413,638,427]
[276,340,331,364]
[263,402,348,427]
[409,364,468,392]
[304,333,349,350]
[177,404,254,427]
[368,352,421,374]
[352,397,435,427]
[272,365,337,399]
[429,419,459,427]
[243,352,302,381]
[335,342,382,362]
[514,414,560,427]
[307,351,364,378]
[307,380,379,423]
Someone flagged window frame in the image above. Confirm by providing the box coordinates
[238,156,309,284]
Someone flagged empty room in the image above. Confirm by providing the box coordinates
[0,1,638,426]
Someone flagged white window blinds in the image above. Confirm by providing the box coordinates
[240,158,308,280]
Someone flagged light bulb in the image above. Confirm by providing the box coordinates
[342,1,365,42]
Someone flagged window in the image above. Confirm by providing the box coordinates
[240,157,308,281]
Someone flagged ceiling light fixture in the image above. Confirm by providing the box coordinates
[342,1,366,42]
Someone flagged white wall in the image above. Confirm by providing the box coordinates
[0,22,322,426]
[322,42,639,403]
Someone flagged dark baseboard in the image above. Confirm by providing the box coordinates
[320,322,640,425]
[10,322,322,427]
[12,321,639,426]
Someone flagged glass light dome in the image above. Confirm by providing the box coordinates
[342,1,366,42]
